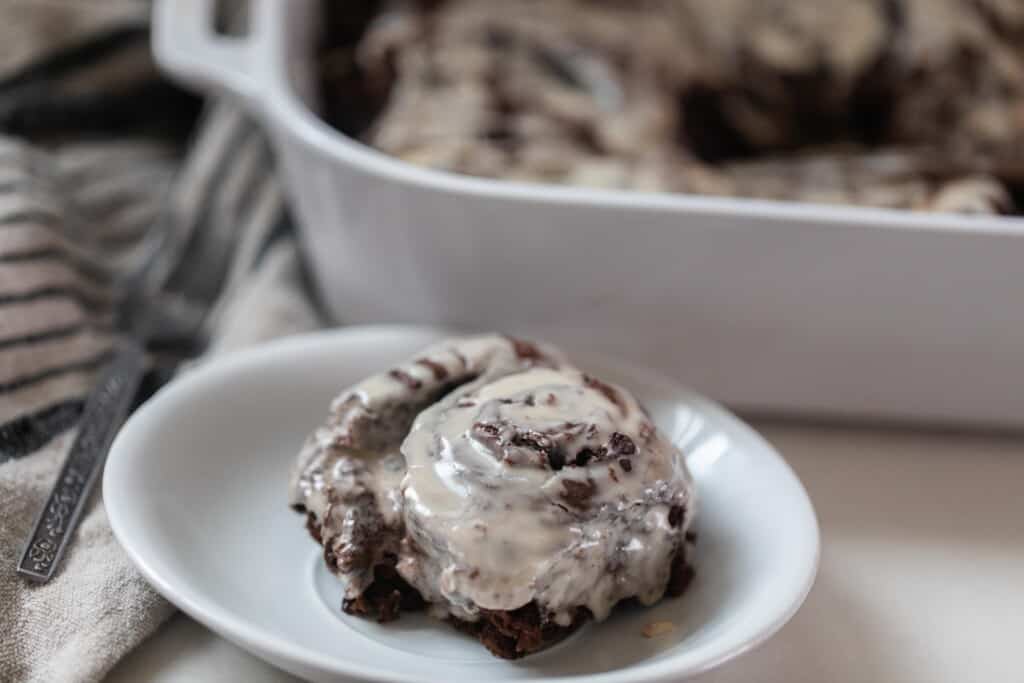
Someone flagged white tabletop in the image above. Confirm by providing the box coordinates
[107,420,1024,683]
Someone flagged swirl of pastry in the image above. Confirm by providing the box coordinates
[394,336,695,625]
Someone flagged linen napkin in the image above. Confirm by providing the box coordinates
[0,4,322,682]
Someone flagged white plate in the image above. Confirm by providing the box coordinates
[105,326,819,683]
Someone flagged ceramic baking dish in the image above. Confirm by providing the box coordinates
[154,0,1024,427]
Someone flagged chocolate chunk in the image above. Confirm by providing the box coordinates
[666,556,695,597]
[509,337,544,361]
[668,505,685,527]
[511,429,560,468]
[574,447,604,466]
[685,530,698,543]
[469,568,480,579]
[388,369,422,390]
[511,429,553,451]
[415,357,449,380]
[560,478,596,508]
[341,596,361,616]
[583,374,624,412]
[547,447,566,470]
[524,394,536,407]
[474,422,501,438]
[608,432,636,456]
[618,458,632,472]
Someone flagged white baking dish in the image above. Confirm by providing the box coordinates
[154,0,1024,427]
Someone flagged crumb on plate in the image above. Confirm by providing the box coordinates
[642,620,675,638]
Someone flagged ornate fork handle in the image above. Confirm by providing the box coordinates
[17,341,146,582]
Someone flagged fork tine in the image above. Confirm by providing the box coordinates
[202,172,287,334]
[170,128,271,307]
[141,103,251,297]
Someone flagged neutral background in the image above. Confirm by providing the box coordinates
[106,419,1024,682]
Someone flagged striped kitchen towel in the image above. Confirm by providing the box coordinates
[0,6,322,682]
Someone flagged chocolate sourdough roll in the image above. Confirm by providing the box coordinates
[289,335,696,658]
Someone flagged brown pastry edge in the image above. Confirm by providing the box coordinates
[298,507,694,659]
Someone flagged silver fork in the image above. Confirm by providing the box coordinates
[17,104,263,582]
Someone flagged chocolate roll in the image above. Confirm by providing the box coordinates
[289,335,696,658]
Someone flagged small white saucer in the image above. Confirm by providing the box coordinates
[105,326,819,683]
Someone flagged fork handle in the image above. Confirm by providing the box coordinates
[17,340,147,582]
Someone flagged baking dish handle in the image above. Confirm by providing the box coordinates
[152,0,265,108]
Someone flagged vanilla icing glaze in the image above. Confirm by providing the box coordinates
[289,335,696,625]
